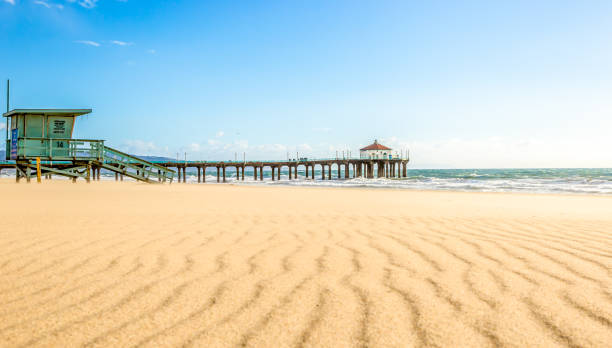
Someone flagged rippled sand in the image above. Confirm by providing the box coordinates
[1,180,611,347]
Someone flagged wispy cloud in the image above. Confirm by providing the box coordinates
[3,0,15,5]
[34,0,50,7]
[216,131,224,137]
[66,0,98,8]
[111,40,133,46]
[121,140,157,155]
[78,0,97,8]
[33,0,63,9]
[147,49,156,54]
[74,40,100,47]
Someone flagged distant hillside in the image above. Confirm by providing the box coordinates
[137,155,176,162]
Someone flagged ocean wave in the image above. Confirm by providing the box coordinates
[2,168,612,195]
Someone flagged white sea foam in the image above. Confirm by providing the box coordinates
[2,168,612,195]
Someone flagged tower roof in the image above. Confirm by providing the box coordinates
[360,139,392,151]
[3,109,92,117]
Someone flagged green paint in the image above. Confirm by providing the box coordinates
[3,108,174,183]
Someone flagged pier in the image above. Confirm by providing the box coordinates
[155,158,409,183]
[0,158,409,183]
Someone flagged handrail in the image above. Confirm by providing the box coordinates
[16,137,105,142]
[103,146,173,172]
[149,157,409,164]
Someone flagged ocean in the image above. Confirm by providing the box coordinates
[5,167,610,195]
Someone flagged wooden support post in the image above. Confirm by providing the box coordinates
[203,167,206,182]
[254,167,257,180]
[36,157,42,183]
[178,167,182,182]
[311,165,314,180]
[86,164,91,183]
[217,167,220,183]
[259,167,263,181]
[197,167,201,183]
[321,165,325,180]
[241,166,244,181]
[328,164,332,180]
[305,165,309,178]
[115,172,118,181]
[271,167,275,181]
[345,163,349,179]
[120,174,124,181]
[337,163,341,179]
[184,167,187,183]
[223,166,226,182]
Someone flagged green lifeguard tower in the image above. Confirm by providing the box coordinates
[3,108,174,183]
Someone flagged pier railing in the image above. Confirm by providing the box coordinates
[149,157,409,164]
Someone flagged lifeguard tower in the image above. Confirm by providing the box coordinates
[3,109,175,183]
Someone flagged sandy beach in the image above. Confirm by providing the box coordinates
[1,180,611,347]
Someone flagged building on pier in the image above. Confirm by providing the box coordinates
[360,140,393,160]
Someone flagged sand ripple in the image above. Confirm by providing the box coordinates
[1,182,611,347]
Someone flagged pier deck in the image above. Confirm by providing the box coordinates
[0,158,409,183]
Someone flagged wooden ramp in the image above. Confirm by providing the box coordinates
[99,146,175,183]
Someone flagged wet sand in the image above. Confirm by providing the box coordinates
[1,180,611,347]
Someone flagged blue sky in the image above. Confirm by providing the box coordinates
[2,0,612,167]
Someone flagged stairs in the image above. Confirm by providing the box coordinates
[98,146,175,183]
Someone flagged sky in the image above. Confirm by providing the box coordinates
[1,0,612,168]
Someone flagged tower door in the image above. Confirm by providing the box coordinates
[24,115,45,157]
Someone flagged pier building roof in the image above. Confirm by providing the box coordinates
[360,140,391,151]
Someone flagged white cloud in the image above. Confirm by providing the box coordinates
[121,140,157,155]
[377,135,612,169]
[74,40,100,47]
[65,0,98,8]
[147,49,156,54]
[77,0,98,8]
[111,40,133,46]
[34,0,62,9]
[216,131,224,137]
[3,0,15,5]
[188,143,200,152]
[34,0,51,7]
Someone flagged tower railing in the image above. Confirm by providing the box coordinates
[12,137,105,161]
